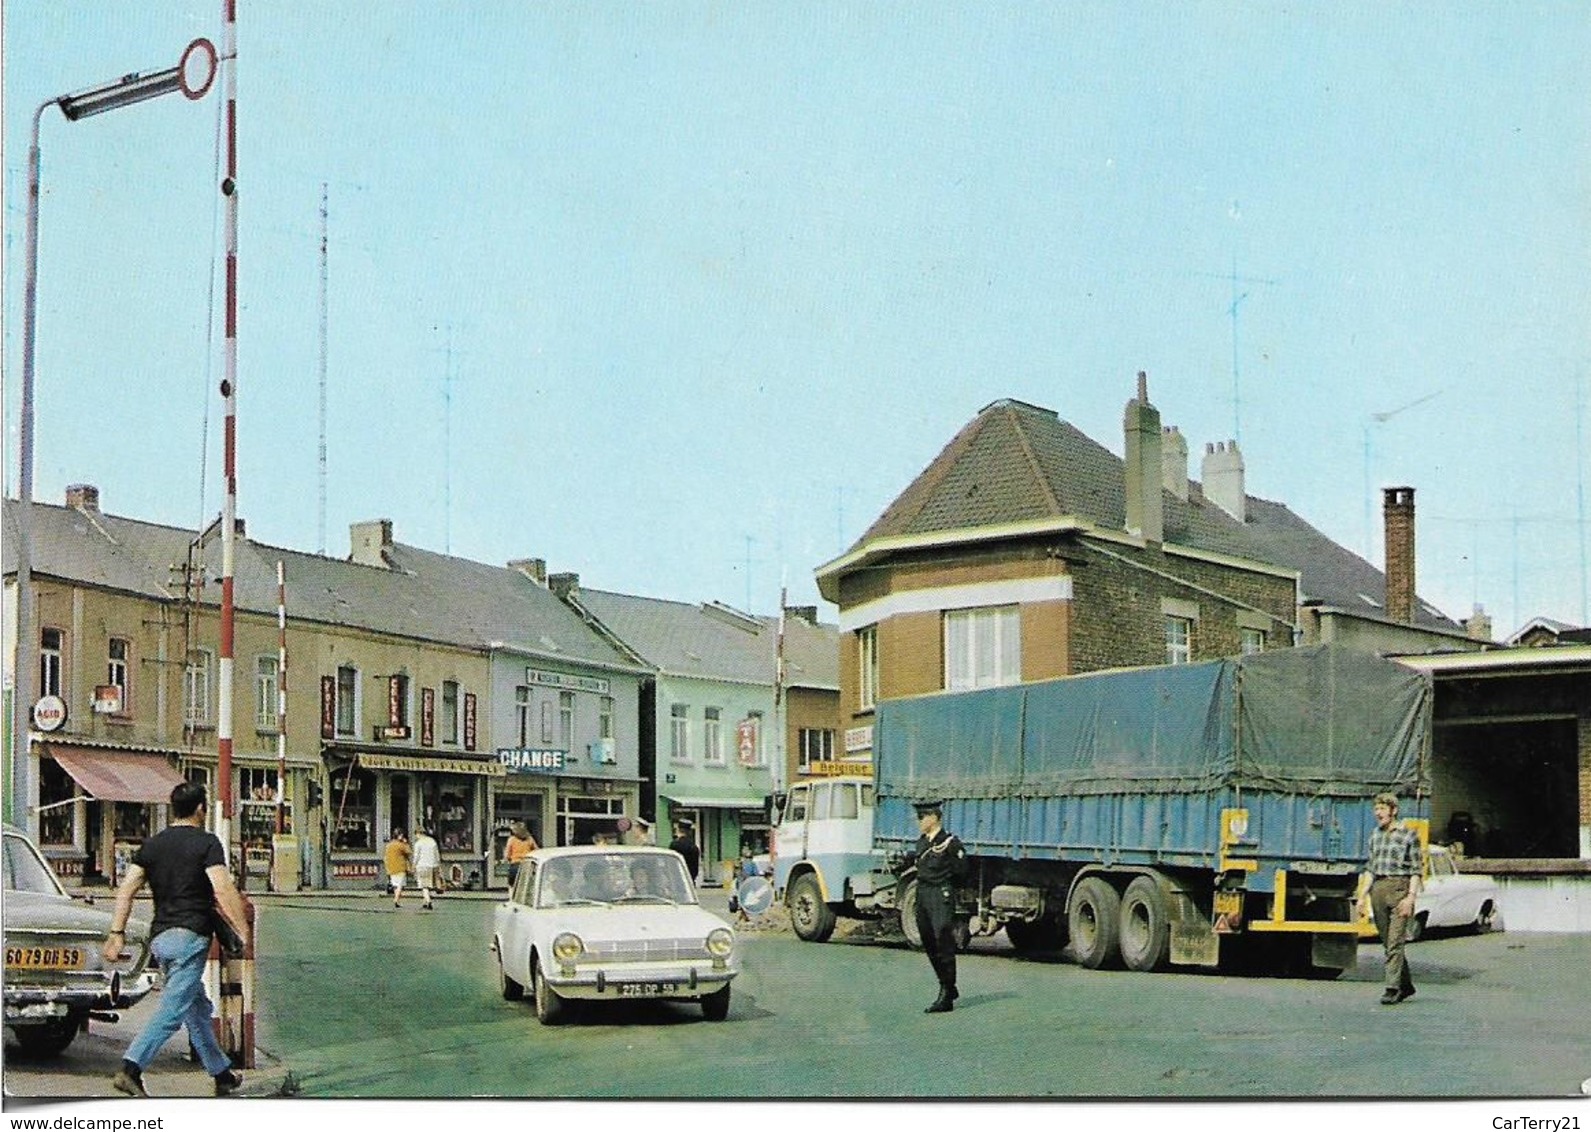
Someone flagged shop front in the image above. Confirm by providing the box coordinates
[659,787,771,888]
[491,747,642,870]
[322,745,506,892]
[32,740,187,886]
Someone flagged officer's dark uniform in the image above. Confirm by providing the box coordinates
[902,800,968,1013]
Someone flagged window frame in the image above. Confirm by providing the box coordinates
[440,680,460,745]
[40,627,64,699]
[255,655,280,731]
[558,690,575,751]
[1165,615,1193,665]
[703,706,724,766]
[944,605,1021,691]
[798,727,835,771]
[106,636,131,715]
[335,664,360,737]
[857,625,879,712]
[184,647,214,727]
[1240,627,1265,656]
[670,703,691,764]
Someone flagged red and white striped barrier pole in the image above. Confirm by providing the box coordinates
[216,0,240,859]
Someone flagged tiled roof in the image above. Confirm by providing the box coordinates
[850,398,1460,632]
[3,499,639,667]
[571,588,839,688]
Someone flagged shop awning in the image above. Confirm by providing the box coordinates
[355,752,506,777]
[660,788,767,810]
[47,746,185,804]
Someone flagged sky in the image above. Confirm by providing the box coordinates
[4,2,1590,640]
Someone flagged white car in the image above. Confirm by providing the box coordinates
[1411,844,1502,940]
[490,845,738,1024]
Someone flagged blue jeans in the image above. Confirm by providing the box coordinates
[125,928,231,1076]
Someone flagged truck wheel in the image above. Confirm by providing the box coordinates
[1068,877,1122,969]
[899,879,923,949]
[788,873,837,942]
[1118,876,1170,972]
[8,1016,79,1059]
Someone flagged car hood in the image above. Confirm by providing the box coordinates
[534,903,730,941]
[3,891,148,940]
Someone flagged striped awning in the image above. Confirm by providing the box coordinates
[47,745,185,804]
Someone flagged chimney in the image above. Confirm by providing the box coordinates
[1383,486,1416,624]
[784,605,819,625]
[1201,441,1247,523]
[350,519,394,568]
[1463,604,1493,643]
[1161,425,1189,502]
[65,484,100,512]
[549,572,580,601]
[509,557,548,585]
[1122,372,1164,542]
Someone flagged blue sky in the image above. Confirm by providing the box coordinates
[5,2,1589,637]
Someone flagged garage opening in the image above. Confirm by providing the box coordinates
[1431,718,1580,858]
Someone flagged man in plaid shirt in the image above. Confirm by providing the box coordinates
[1358,792,1423,1004]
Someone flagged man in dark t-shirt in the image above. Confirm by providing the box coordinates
[103,781,251,1098]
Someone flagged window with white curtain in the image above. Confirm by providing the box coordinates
[944,606,1020,690]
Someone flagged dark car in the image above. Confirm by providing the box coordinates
[3,824,153,1057]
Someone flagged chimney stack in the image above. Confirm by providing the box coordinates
[65,484,100,512]
[1161,425,1189,501]
[1463,604,1493,643]
[1383,486,1416,624]
[783,604,819,625]
[350,519,395,568]
[509,558,548,585]
[1201,441,1247,523]
[1122,372,1164,542]
[549,572,580,601]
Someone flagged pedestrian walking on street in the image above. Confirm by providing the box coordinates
[1359,792,1422,1005]
[102,781,250,1098]
[900,799,968,1014]
[504,821,537,889]
[412,825,441,909]
[385,829,411,909]
[669,820,701,882]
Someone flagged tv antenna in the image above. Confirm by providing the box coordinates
[1200,244,1278,445]
[1361,388,1441,559]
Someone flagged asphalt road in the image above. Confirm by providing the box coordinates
[6,889,1590,1102]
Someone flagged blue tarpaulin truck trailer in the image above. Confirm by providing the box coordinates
[772,644,1431,976]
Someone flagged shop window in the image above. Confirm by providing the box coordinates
[421,775,474,852]
[38,759,74,846]
[329,765,375,850]
[113,802,151,843]
[558,794,624,847]
[40,627,64,698]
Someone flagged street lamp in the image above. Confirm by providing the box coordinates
[10,40,217,835]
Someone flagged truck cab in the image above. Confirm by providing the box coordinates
[771,774,894,941]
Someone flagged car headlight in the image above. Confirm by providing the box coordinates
[706,927,734,958]
[552,932,584,963]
